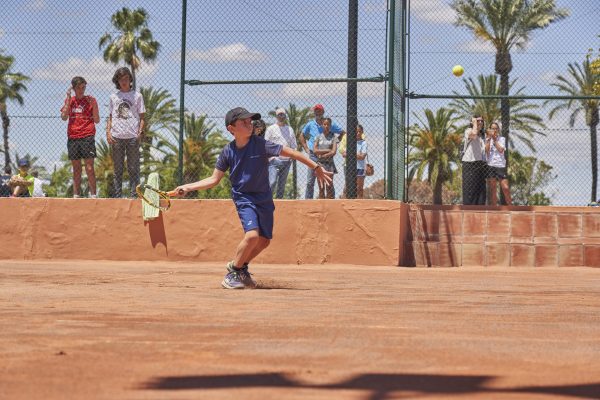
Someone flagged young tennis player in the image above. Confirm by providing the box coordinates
[173,107,332,289]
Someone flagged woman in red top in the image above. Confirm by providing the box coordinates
[60,76,100,198]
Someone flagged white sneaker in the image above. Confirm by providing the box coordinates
[73,194,81,198]
[89,194,97,198]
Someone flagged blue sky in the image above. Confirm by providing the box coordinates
[1,0,598,203]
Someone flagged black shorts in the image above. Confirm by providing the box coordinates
[67,136,97,160]
[487,166,507,180]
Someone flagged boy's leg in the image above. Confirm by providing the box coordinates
[84,158,97,196]
[357,176,365,198]
[233,229,261,268]
[488,178,497,206]
[500,178,512,205]
[242,236,270,265]
[112,139,125,198]
[125,138,140,198]
[71,159,82,196]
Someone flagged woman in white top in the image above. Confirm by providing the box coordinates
[461,115,487,205]
[485,122,512,206]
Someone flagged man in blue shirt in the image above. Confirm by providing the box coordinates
[173,107,332,289]
[300,104,344,199]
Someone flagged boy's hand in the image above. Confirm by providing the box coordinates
[172,186,187,197]
[314,165,333,187]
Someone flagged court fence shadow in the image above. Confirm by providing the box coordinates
[141,372,600,400]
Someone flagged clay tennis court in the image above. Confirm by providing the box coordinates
[1,260,599,400]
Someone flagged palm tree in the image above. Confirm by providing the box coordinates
[139,86,178,179]
[449,74,546,151]
[0,51,29,169]
[268,103,312,198]
[409,108,463,204]
[154,112,229,197]
[99,7,160,89]
[451,0,568,146]
[545,59,599,201]
[94,139,115,198]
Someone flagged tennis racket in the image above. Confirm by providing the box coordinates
[136,184,183,212]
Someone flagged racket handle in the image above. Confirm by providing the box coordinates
[177,188,185,195]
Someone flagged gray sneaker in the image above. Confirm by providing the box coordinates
[239,264,257,289]
[221,268,245,289]
[222,261,256,289]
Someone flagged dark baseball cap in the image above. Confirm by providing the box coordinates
[18,158,30,167]
[225,107,261,126]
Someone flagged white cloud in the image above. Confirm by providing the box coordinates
[24,0,45,11]
[458,39,495,53]
[179,43,268,63]
[539,71,560,84]
[411,0,456,24]
[32,57,158,90]
[256,77,384,99]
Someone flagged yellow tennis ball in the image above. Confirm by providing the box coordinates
[452,65,464,77]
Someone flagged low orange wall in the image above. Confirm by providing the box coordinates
[0,198,403,266]
[404,204,600,267]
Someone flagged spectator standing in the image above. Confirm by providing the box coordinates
[300,104,344,198]
[0,166,12,197]
[340,124,367,198]
[313,118,338,199]
[265,108,297,199]
[461,115,487,205]
[60,76,100,198]
[485,122,512,206]
[106,67,145,198]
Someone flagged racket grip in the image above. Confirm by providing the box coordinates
[177,188,185,195]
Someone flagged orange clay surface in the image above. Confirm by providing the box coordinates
[1,260,599,400]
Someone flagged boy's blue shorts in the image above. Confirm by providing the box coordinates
[235,201,275,239]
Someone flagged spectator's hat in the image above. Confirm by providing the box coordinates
[275,107,286,116]
[225,107,261,126]
[17,158,30,167]
[312,104,324,112]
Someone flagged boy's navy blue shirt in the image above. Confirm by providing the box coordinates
[215,135,283,204]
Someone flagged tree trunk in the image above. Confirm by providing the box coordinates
[590,108,599,202]
[1,105,11,169]
[131,65,137,91]
[495,50,512,165]
[433,177,443,205]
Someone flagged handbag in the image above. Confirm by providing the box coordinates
[365,154,374,176]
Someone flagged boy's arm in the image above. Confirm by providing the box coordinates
[280,146,333,185]
[106,115,115,144]
[174,168,225,195]
[92,97,100,124]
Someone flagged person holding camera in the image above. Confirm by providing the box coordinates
[461,115,487,205]
[485,122,511,206]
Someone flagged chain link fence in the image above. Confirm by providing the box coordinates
[0,0,388,200]
[1,1,598,206]
[406,0,600,206]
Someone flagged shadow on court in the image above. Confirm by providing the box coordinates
[255,279,308,290]
[142,372,600,400]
